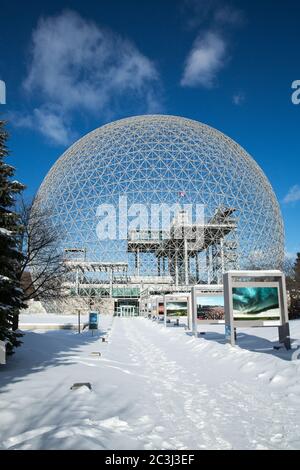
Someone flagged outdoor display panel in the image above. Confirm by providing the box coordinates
[196,294,224,321]
[166,301,188,316]
[160,294,191,328]
[232,284,280,322]
[158,302,164,315]
[223,271,291,350]
[89,311,99,330]
[190,286,224,335]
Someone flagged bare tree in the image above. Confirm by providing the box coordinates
[283,256,295,288]
[18,198,67,302]
[284,254,300,319]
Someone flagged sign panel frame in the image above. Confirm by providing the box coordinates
[89,311,99,330]
[162,294,190,328]
[191,285,224,336]
[223,270,290,349]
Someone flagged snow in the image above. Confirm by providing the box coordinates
[0,227,13,237]
[1,315,300,450]
[0,303,11,312]
[20,313,89,324]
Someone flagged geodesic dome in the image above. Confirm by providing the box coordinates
[34,115,284,285]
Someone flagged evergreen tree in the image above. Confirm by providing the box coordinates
[0,120,25,354]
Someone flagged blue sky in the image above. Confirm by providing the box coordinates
[0,0,299,257]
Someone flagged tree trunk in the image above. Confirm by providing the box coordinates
[12,310,19,331]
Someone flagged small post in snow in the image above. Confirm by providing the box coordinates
[77,309,81,334]
[0,340,6,365]
[191,286,198,337]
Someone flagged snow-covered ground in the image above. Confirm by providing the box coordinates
[19,313,90,329]
[1,315,300,450]
[19,313,89,324]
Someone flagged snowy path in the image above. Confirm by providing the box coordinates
[1,317,300,450]
[108,318,300,450]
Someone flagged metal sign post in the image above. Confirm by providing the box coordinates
[163,295,167,328]
[187,293,192,331]
[77,309,81,334]
[277,274,291,350]
[191,286,198,336]
[224,272,235,346]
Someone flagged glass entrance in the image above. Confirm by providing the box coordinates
[116,305,138,317]
[115,299,139,317]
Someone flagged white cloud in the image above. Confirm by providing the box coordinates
[181,31,226,88]
[213,5,244,26]
[19,10,161,145]
[181,1,244,89]
[283,185,300,204]
[232,92,245,106]
[182,0,244,29]
[12,106,73,146]
[33,108,73,145]
[182,0,218,28]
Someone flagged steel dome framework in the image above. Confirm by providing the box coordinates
[34,115,284,295]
